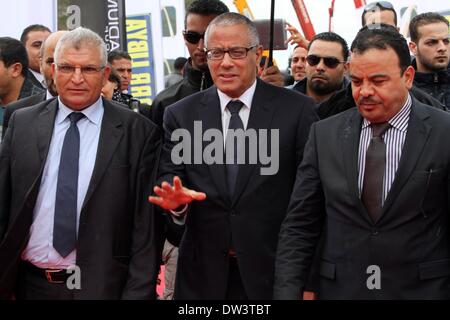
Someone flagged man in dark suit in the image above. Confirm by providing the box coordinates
[149,12,317,299]
[2,31,68,139]
[0,27,162,300]
[274,25,450,300]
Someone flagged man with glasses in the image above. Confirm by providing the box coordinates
[149,12,317,300]
[150,0,229,130]
[292,32,349,104]
[0,27,162,300]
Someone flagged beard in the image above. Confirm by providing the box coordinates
[309,76,343,96]
[416,50,449,72]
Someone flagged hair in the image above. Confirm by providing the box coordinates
[0,37,29,77]
[351,24,411,74]
[174,56,187,71]
[108,64,122,87]
[54,27,107,66]
[308,32,349,62]
[185,0,229,29]
[205,12,259,48]
[20,24,51,44]
[107,49,132,63]
[361,2,397,27]
[409,12,449,43]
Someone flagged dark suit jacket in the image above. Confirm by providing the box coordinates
[159,79,318,299]
[0,98,163,299]
[274,99,450,299]
[2,91,47,138]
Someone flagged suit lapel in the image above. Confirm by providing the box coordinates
[36,98,58,164]
[232,80,276,206]
[340,110,372,223]
[197,87,230,205]
[381,102,431,217]
[82,100,123,209]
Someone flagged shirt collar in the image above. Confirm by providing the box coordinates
[56,96,104,125]
[217,80,257,114]
[362,93,412,132]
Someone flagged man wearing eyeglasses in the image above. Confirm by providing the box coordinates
[150,0,229,131]
[0,27,162,300]
[150,12,317,300]
[292,32,349,104]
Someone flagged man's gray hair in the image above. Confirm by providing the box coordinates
[54,27,107,66]
[205,12,260,48]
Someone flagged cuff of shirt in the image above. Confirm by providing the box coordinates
[169,204,188,225]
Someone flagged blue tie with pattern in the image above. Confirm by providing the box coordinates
[53,112,84,258]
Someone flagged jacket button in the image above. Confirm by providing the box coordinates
[230,210,236,216]
[372,229,379,236]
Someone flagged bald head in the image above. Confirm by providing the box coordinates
[40,31,68,95]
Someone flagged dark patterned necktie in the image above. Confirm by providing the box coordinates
[53,112,84,258]
[225,100,244,196]
[362,122,391,222]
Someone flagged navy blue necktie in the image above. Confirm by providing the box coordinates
[53,112,84,258]
[225,100,244,196]
[362,122,391,222]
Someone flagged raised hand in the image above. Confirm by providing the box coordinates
[285,22,310,49]
[149,176,206,211]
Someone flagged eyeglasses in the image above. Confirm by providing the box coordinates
[205,46,257,60]
[56,64,105,75]
[363,1,394,12]
[306,55,346,69]
[183,30,205,44]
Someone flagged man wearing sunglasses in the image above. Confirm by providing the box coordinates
[361,1,397,29]
[292,32,349,104]
[150,0,229,131]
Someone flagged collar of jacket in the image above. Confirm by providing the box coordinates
[412,58,450,84]
[184,58,213,91]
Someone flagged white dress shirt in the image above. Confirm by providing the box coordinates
[22,97,104,268]
[171,80,257,224]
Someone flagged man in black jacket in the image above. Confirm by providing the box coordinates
[408,12,450,109]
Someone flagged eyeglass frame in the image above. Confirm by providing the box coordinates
[182,30,205,44]
[362,1,397,26]
[305,54,346,69]
[204,45,258,60]
[56,64,106,75]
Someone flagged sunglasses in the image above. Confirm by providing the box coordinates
[363,1,394,12]
[306,55,346,69]
[183,30,205,44]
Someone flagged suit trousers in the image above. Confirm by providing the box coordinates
[15,261,74,300]
[225,257,248,300]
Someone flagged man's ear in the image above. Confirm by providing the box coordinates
[8,62,23,78]
[409,41,418,56]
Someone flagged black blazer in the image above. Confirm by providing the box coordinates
[2,91,47,138]
[0,98,163,299]
[158,79,318,299]
[274,99,450,299]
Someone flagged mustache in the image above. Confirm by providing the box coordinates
[358,97,382,105]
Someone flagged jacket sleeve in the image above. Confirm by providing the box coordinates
[274,122,325,300]
[121,124,164,299]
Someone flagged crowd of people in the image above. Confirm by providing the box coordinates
[0,0,449,300]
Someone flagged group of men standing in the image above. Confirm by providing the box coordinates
[0,0,450,300]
